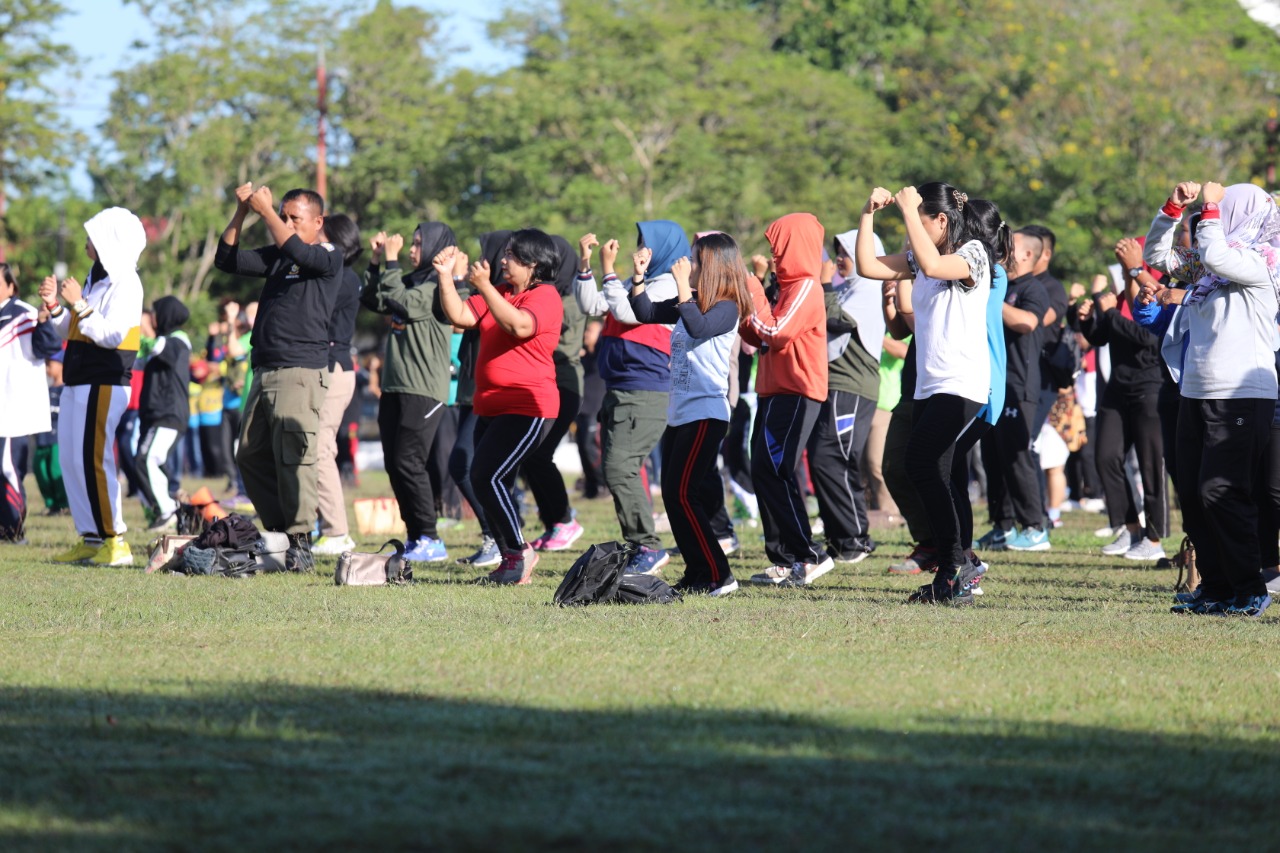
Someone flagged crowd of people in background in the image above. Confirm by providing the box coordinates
[2,177,1279,614]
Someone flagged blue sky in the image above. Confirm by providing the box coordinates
[45,0,511,190]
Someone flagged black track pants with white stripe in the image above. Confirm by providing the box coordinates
[750,394,823,567]
[471,415,551,554]
[806,390,877,559]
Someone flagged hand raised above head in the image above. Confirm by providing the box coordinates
[894,186,921,213]
[39,275,58,303]
[234,182,254,206]
[451,250,470,278]
[384,233,404,258]
[600,239,620,268]
[248,185,274,216]
[670,256,691,287]
[579,233,598,260]
[631,247,652,279]
[750,254,770,278]
[59,277,82,305]
[1171,181,1201,208]
[1202,181,1225,205]
[1114,238,1143,269]
[431,246,455,276]
[864,186,895,215]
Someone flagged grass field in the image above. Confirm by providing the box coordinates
[2,470,1278,851]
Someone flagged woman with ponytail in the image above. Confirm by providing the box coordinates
[856,183,1008,604]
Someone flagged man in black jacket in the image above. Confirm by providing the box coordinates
[214,184,342,572]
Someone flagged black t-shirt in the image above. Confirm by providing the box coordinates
[1037,272,1070,389]
[1003,273,1051,403]
[327,265,361,372]
[215,234,343,371]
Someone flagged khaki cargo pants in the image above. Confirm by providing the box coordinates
[237,366,328,534]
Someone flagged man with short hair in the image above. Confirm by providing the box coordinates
[214,184,342,572]
[976,229,1052,552]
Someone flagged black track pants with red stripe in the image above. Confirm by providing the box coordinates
[660,419,731,585]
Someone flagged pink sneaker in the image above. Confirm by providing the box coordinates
[537,519,584,552]
[485,545,539,585]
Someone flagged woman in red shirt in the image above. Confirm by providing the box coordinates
[435,229,563,584]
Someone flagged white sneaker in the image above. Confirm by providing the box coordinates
[312,534,357,555]
[1079,498,1107,513]
[1101,528,1135,556]
[1094,524,1119,539]
[1124,539,1167,562]
[784,555,835,587]
[750,565,794,585]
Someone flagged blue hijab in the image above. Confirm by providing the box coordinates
[636,220,691,279]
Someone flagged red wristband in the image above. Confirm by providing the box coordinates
[1161,199,1185,218]
[43,300,59,310]
[1200,203,1220,220]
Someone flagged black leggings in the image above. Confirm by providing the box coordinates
[661,420,732,585]
[522,389,580,530]
[905,393,982,579]
[449,406,490,537]
[471,415,550,554]
[379,392,445,542]
[1094,392,1167,539]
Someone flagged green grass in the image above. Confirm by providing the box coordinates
[2,472,1278,850]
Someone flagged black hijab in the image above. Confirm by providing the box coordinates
[549,235,577,297]
[404,221,457,286]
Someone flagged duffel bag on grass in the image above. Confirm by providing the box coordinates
[615,573,682,605]
[554,541,683,606]
[335,540,410,586]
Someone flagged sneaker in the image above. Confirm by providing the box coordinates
[832,547,870,565]
[1101,528,1135,556]
[673,575,739,597]
[625,547,670,576]
[888,544,938,575]
[1094,524,1118,539]
[312,534,357,556]
[1078,497,1107,513]
[52,537,101,564]
[535,519,584,552]
[90,536,133,567]
[973,527,1013,551]
[484,546,538,585]
[1006,527,1051,552]
[146,511,179,533]
[1223,594,1271,617]
[783,555,835,586]
[956,553,988,596]
[457,536,502,567]
[1123,539,1166,562]
[906,578,974,606]
[750,564,796,585]
[285,533,315,573]
[403,536,449,563]
[1171,594,1231,615]
[719,533,740,556]
[1264,570,1280,596]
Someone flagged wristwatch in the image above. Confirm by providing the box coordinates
[1127,267,1144,280]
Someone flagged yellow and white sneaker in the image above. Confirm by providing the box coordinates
[51,538,101,564]
[90,536,134,567]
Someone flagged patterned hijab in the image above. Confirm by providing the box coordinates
[1185,184,1280,305]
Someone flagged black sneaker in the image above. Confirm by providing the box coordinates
[906,575,974,606]
[285,533,315,574]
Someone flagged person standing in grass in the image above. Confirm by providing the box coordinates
[0,263,63,543]
[310,213,363,556]
[739,212,833,587]
[1145,181,1280,617]
[630,232,753,596]
[134,295,191,533]
[575,222,689,576]
[361,223,459,565]
[433,230,563,585]
[857,184,1000,604]
[520,235,587,554]
[42,207,147,567]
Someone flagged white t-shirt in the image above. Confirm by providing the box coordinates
[909,239,992,404]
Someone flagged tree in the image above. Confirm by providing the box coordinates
[92,0,338,303]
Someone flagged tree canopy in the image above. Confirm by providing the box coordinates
[3,0,1279,307]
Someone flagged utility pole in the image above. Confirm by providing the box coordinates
[317,44,328,201]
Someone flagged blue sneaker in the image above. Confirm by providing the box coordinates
[1170,595,1231,615]
[1224,594,1272,618]
[1006,527,1051,552]
[457,535,501,568]
[403,536,448,563]
[973,527,1013,551]
[625,547,670,576]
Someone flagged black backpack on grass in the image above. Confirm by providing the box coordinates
[554,541,637,606]
[615,573,682,605]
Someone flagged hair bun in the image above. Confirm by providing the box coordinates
[952,190,968,211]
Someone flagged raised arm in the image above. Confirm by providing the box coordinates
[896,186,974,285]
[434,248,478,330]
[1143,181,1201,281]
[1197,182,1274,287]
[214,183,275,277]
[574,233,610,316]
[856,187,913,281]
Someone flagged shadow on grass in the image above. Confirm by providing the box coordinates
[1,684,1277,850]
